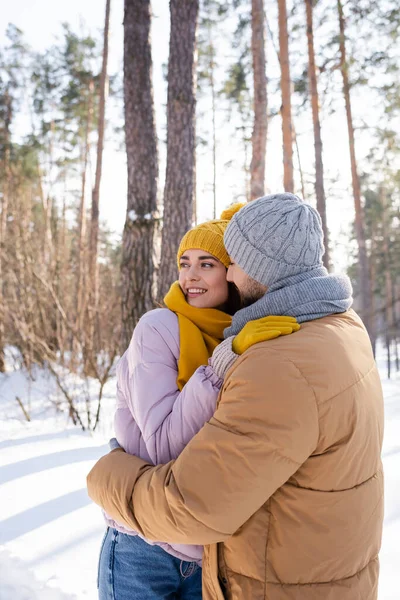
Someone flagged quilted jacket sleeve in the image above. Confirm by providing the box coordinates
[114,309,223,465]
[87,346,319,544]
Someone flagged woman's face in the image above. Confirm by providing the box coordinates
[178,248,229,309]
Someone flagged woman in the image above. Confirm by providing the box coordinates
[97,204,298,600]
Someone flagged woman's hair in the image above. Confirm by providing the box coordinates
[224,281,242,316]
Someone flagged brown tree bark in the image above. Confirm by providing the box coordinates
[0,89,12,372]
[121,0,159,351]
[56,182,68,361]
[250,0,268,200]
[337,0,372,336]
[207,26,217,219]
[76,79,94,338]
[380,186,393,378]
[86,0,110,367]
[88,0,110,313]
[369,219,377,357]
[42,119,55,269]
[293,127,305,199]
[277,0,294,193]
[157,0,199,300]
[305,0,330,270]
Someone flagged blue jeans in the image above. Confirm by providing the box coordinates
[98,528,202,600]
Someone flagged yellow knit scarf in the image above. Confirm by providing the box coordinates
[164,281,232,390]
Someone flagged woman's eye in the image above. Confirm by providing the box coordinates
[201,263,213,268]
[179,263,189,269]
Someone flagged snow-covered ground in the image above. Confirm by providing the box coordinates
[0,348,399,599]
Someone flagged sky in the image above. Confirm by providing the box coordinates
[0,0,365,270]
[0,0,167,235]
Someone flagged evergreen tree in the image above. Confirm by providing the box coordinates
[278,0,294,192]
[250,0,268,200]
[158,0,199,300]
[337,0,373,338]
[305,0,330,269]
[121,0,159,349]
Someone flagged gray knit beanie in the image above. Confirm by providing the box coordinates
[224,193,325,288]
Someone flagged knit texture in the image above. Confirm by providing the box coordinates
[225,267,353,337]
[224,193,325,287]
[177,202,245,269]
[210,337,237,379]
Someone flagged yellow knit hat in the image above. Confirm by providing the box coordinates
[177,202,246,269]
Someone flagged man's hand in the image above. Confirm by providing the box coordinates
[232,316,300,355]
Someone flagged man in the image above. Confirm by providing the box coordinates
[88,193,384,599]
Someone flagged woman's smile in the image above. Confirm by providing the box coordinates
[186,287,207,298]
[178,249,229,309]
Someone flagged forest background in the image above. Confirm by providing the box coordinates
[1,0,400,430]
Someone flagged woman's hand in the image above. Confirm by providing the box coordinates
[232,316,300,355]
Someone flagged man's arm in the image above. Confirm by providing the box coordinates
[87,346,319,545]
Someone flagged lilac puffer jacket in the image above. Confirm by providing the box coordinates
[104,308,223,564]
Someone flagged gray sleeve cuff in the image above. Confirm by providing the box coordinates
[210,336,238,379]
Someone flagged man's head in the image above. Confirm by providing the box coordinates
[224,193,325,301]
[227,259,267,307]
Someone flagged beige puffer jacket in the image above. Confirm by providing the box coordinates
[87,309,384,599]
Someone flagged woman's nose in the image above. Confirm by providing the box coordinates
[186,265,200,280]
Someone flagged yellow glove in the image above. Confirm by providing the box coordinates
[232,315,300,355]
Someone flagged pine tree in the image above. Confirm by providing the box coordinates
[121,0,159,350]
[305,0,330,269]
[337,0,372,337]
[278,0,294,192]
[0,25,28,371]
[250,0,268,200]
[86,0,111,370]
[157,0,199,300]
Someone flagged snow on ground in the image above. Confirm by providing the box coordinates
[0,548,78,600]
[377,372,400,599]
[0,347,399,599]
[0,352,114,600]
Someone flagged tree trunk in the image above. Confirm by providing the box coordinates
[207,23,217,219]
[293,127,305,200]
[42,119,55,269]
[239,105,251,202]
[305,0,330,270]
[57,183,68,361]
[277,0,294,193]
[89,0,110,311]
[121,0,159,351]
[76,79,94,339]
[87,0,110,365]
[392,279,399,371]
[250,0,268,200]
[369,217,377,357]
[157,0,199,301]
[0,90,12,372]
[337,0,372,337]
[380,186,393,378]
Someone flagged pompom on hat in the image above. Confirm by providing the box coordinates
[177,202,245,269]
